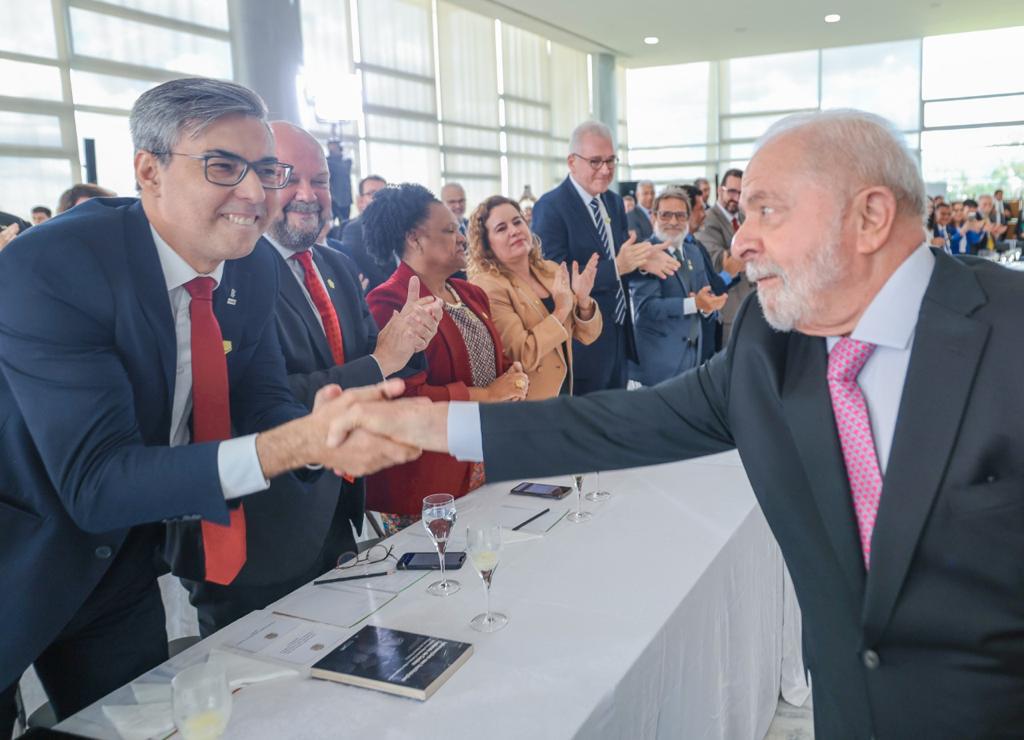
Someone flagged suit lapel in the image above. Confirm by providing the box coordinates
[562,178,606,256]
[861,254,988,643]
[271,240,333,366]
[781,333,867,600]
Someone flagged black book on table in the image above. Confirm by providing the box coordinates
[310,625,473,701]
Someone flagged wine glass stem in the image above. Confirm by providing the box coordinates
[484,581,491,621]
[577,485,582,516]
[438,546,446,585]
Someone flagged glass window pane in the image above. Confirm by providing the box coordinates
[99,0,229,29]
[442,124,499,151]
[504,100,549,132]
[73,112,136,197]
[721,113,790,141]
[0,3,57,58]
[70,71,156,110]
[626,63,711,148]
[921,125,1024,195]
[437,2,499,129]
[922,26,1024,100]
[627,146,709,166]
[502,25,550,103]
[361,72,435,115]
[821,40,921,131]
[506,133,550,158]
[725,50,818,114]
[366,142,440,191]
[0,157,72,221]
[364,114,437,145]
[449,178,501,213]
[629,165,707,186]
[507,156,552,200]
[550,42,589,139]
[70,8,232,77]
[0,111,62,148]
[0,59,63,101]
[443,152,499,177]
[358,0,434,77]
[924,95,1024,128]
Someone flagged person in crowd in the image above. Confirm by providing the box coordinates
[349,108,1024,739]
[0,77,418,737]
[697,168,750,343]
[694,177,711,206]
[363,184,529,532]
[441,182,469,234]
[341,174,389,290]
[0,211,30,250]
[326,139,353,223]
[629,187,726,386]
[532,120,678,394]
[467,195,602,399]
[623,194,636,212]
[181,121,442,637]
[992,188,1008,225]
[56,183,115,213]
[925,195,935,223]
[928,202,959,255]
[971,194,1008,252]
[627,179,655,240]
[960,198,989,254]
[31,206,52,225]
[950,200,965,229]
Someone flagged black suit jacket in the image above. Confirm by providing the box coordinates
[626,206,653,241]
[342,216,395,292]
[533,177,638,385]
[479,251,1024,738]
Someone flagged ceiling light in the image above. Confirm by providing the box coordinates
[824,13,841,23]
[644,36,659,45]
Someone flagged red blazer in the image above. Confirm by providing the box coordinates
[366,261,509,515]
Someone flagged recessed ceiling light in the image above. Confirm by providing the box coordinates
[824,13,841,23]
[643,36,659,45]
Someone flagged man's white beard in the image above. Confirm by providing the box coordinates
[653,225,686,248]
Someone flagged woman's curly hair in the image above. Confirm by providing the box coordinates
[361,183,439,267]
[466,195,551,280]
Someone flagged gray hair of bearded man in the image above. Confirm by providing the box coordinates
[756,109,926,223]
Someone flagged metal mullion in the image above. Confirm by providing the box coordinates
[441,119,502,136]
[0,97,72,115]
[74,104,131,117]
[52,0,80,180]
[921,120,1024,133]
[719,107,817,120]
[630,160,719,170]
[440,144,502,158]
[362,105,437,124]
[357,62,434,86]
[0,50,63,67]
[0,143,77,158]
[922,90,1024,105]
[68,0,231,40]
[501,94,550,110]
[440,171,501,181]
[68,55,186,83]
[363,136,438,149]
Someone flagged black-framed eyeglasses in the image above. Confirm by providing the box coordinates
[571,153,619,171]
[335,544,396,570]
[151,151,293,189]
[656,210,689,223]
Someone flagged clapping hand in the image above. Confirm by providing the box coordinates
[642,248,681,279]
[485,361,529,402]
[373,276,443,375]
[551,262,575,322]
[692,286,727,314]
[615,233,653,275]
[0,223,20,251]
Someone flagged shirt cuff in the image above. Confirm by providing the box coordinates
[218,434,271,500]
[683,296,697,315]
[447,401,484,462]
[718,270,732,284]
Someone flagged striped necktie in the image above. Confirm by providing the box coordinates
[589,196,626,325]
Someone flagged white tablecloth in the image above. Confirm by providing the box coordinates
[59,451,808,739]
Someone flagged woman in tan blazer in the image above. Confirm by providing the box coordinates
[467,195,602,399]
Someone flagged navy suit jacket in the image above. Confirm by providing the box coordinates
[533,177,638,383]
[0,199,306,690]
[341,216,395,292]
[690,235,729,361]
[630,238,712,385]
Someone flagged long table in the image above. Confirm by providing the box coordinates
[59,451,806,739]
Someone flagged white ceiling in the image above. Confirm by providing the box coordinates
[457,0,1024,67]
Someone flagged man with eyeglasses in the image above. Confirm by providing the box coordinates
[629,187,727,386]
[0,77,419,735]
[697,168,751,344]
[533,120,679,394]
[181,121,441,637]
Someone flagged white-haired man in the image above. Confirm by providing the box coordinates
[349,109,1024,738]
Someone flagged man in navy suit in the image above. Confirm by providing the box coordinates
[184,122,441,636]
[630,188,727,386]
[533,121,679,394]
[341,174,391,291]
[0,78,418,734]
[626,179,655,240]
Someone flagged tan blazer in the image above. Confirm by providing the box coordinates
[471,261,602,399]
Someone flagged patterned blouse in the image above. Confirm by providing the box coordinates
[443,283,498,388]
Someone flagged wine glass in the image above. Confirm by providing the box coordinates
[171,661,232,740]
[584,470,612,503]
[566,474,592,523]
[422,493,460,596]
[466,524,508,632]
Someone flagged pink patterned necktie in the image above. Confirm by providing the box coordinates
[827,337,881,568]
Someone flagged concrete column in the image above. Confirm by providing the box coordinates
[228,0,303,122]
[592,52,618,148]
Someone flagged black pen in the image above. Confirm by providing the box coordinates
[512,508,550,531]
[314,571,392,586]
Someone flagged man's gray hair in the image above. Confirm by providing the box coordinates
[130,77,268,163]
[652,186,691,214]
[756,109,926,221]
[637,179,655,189]
[569,120,613,153]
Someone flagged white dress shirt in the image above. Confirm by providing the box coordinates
[150,225,269,499]
[447,244,937,469]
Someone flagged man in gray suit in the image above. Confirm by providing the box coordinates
[697,168,750,343]
[626,179,655,241]
[345,109,1024,739]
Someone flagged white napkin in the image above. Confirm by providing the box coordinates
[101,702,173,740]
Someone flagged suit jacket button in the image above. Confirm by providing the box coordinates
[862,649,880,670]
[94,545,113,560]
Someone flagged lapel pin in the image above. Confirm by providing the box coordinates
[223,340,233,354]
[226,288,237,306]
[327,278,336,289]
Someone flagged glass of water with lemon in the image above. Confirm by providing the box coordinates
[466,524,508,632]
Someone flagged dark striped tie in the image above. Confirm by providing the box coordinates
[589,196,626,325]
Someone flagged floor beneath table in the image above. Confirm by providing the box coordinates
[765,696,814,739]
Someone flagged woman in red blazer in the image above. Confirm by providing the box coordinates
[363,184,530,531]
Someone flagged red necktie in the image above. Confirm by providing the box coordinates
[293,250,345,365]
[731,216,740,232]
[185,277,247,585]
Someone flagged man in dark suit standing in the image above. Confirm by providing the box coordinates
[626,179,655,240]
[341,174,391,291]
[183,122,441,636]
[0,78,418,736]
[697,168,751,344]
[326,139,353,223]
[532,121,678,393]
[354,109,1024,739]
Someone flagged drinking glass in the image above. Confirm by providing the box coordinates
[171,661,231,740]
[466,524,508,632]
[422,493,460,596]
[584,470,612,503]
[566,474,592,523]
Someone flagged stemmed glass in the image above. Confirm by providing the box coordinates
[422,493,460,596]
[566,474,592,523]
[171,661,232,740]
[466,524,508,632]
[584,471,612,503]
